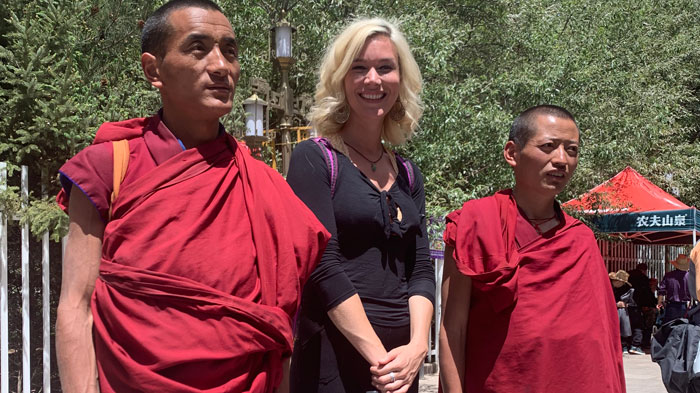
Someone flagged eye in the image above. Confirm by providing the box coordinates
[567,146,579,156]
[189,42,206,53]
[351,65,367,71]
[539,142,555,152]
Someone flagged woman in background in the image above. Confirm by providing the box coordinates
[610,270,637,354]
[286,18,434,393]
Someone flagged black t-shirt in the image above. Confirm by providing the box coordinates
[287,140,435,327]
[628,270,656,307]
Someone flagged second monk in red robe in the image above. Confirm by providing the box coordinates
[439,105,625,393]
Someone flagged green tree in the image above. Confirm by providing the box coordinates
[401,0,700,222]
[1,0,698,243]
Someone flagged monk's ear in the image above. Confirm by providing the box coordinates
[503,140,519,168]
[141,52,162,89]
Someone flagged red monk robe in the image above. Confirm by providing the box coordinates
[443,190,625,393]
[57,114,330,392]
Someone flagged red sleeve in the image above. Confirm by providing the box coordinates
[442,193,521,313]
[58,142,113,222]
[443,209,462,248]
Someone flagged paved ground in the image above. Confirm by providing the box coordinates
[622,352,666,393]
[417,352,666,392]
[418,372,439,393]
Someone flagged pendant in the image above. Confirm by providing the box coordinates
[371,163,377,172]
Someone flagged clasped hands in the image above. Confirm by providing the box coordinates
[370,341,427,393]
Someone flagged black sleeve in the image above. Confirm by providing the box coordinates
[405,161,436,305]
[287,141,357,311]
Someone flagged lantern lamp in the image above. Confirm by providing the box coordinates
[243,94,266,138]
[274,20,294,58]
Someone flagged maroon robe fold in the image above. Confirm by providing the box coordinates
[443,190,625,393]
[56,115,187,223]
[61,118,329,392]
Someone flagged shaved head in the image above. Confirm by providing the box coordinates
[509,105,579,148]
[141,0,223,58]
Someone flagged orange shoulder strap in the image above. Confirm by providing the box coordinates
[109,139,130,220]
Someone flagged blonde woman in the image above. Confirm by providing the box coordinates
[286,18,434,393]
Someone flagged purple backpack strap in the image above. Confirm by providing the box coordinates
[311,137,338,197]
[393,151,415,192]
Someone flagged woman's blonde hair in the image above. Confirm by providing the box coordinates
[308,18,423,147]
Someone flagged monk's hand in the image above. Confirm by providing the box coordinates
[370,341,427,393]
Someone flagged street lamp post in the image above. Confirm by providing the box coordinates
[245,15,312,176]
[275,20,295,174]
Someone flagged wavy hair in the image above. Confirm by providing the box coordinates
[308,18,423,147]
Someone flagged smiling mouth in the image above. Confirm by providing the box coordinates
[360,92,385,100]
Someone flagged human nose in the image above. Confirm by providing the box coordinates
[207,45,228,76]
[364,67,381,85]
[551,145,567,167]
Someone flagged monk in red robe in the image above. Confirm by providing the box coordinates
[439,105,625,393]
[54,1,329,392]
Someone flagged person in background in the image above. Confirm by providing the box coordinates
[628,263,656,351]
[610,270,639,354]
[658,254,691,324]
[650,277,659,296]
[648,277,661,329]
[690,243,700,300]
[286,18,434,393]
[439,105,625,393]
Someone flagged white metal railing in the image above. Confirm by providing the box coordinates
[1,162,8,393]
[429,255,444,364]
[0,163,52,393]
[421,253,443,377]
[598,239,690,280]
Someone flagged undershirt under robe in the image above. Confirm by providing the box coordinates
[443,189,625,393]
[57,113,329,393]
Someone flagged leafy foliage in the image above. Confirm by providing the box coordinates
[0,0,698,241]
[406,0,700,223]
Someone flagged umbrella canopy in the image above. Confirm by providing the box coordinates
[564,167,698,244]
[564,166,689,213]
